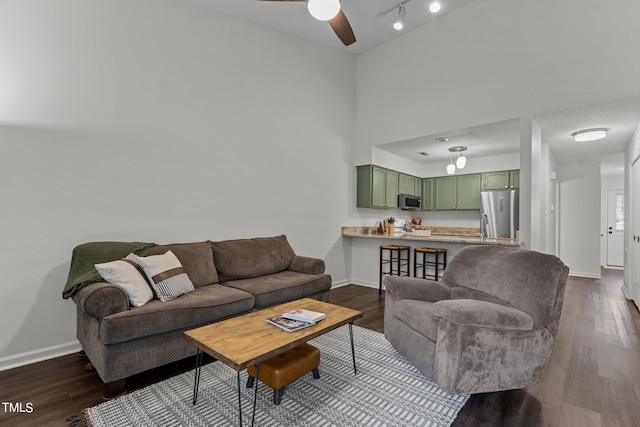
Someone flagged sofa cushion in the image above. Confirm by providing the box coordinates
[94,256,153,307]
[211,235,296,282]
[222,271,331,309]
[130,251,195,302]
[451,286,512,308]
[392,299,439,341]
[100,285,255,345]
[148,242,218,287]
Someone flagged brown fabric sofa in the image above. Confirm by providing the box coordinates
[71,235,331,396]
[384,245,569,395]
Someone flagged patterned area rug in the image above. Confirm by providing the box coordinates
[85,325,467,426]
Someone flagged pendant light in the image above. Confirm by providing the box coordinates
[447,146,468,173]
[456,152,467,169]
[307,0,341,21]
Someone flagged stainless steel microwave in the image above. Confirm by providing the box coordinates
[398,193,421,210]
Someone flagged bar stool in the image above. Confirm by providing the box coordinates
[414,247,447,281]
[379,245,410,295]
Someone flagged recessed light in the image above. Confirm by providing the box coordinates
[571,128,608,142]
[418,152,430,157]
[435,137,449,143]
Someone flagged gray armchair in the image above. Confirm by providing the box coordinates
[384,245,569,395]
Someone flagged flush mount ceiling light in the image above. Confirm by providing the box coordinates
[448,146,468,169]
[571,128,608,142]
[307,0,341,21]
[429,1,442,13]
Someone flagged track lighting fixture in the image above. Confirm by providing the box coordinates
[393,5,406,31]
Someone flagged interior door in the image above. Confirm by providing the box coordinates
[606,189,624,267]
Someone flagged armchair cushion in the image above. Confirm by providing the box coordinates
[383,275,451,303]
[431,299,534,331]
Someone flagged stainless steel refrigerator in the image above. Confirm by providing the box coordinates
[480,190,519,239]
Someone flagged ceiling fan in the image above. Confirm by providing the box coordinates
[258,0,356,46]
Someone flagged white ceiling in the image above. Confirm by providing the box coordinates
[182,0,477,54]
[182,0,640,175]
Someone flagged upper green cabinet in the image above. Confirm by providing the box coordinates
[483,169,520,190]
[434,173,481,210]
[421,178,434,211]
[399,173,421,196]
[357,165,398,209]
[357,165,517,211]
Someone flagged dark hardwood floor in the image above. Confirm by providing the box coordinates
[1,269,638,426]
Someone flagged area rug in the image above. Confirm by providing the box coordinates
[84,325,467,426]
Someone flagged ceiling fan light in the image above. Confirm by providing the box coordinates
[456,154,466,169]
[307,0,341,21]
[429,2,442,13]
[446,162,456,175]
[571,128,608,142]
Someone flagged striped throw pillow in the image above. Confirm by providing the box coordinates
[130,250,195,302]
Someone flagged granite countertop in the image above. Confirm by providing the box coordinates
[342,226,522,247]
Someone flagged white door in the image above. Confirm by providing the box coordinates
[606,189,624,267]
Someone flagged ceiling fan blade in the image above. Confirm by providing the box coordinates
[329,9,356,46]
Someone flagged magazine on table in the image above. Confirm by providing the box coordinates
[267,316,314,332]
[281,308,326,324]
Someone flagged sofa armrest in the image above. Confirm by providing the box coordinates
[288,255,325,275]
[71,282,129,320]
[384,275,451,303]
[431,299,534,331]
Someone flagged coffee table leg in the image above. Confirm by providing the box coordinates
[236,371,243,427]
[193,348,204,405]
[252,363,260,426]
[349,322,357,375]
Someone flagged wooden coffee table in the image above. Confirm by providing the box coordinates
[184,298,362,426]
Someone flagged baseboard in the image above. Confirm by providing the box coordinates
[568,271,602,279]
[0,341,82,372]
[330,279,351,288]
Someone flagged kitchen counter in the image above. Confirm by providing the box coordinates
[342,226,522,247]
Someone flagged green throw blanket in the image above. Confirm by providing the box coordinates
[63,241,156,299]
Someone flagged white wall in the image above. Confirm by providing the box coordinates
[557,163,602,278]
[625,124,640,304]
[541,144,559,256]
[0,0,356,369]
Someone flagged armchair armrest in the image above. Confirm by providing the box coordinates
[384,275,451,303]
[431,299,534,331]
[288,255,325,275]
[71,282,129,320]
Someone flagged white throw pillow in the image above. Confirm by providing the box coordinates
[129,250,195,302]
[95,256,154,307]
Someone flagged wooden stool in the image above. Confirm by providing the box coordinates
[414,247,447,281]
[379,245,410,295]
[246,343,320,405]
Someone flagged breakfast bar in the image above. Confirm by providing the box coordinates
[342,226,523,290]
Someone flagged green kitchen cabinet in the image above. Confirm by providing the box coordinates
[414,178,422,201]
[385,170,399,208]
[483,169,520,190]
[356,165,399,209]
[434,176,458,210]
[399,174,419,196]
[435,173,481,210]
[421,178,434,211]
[510,170,520,189]
[456,173,482,209]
